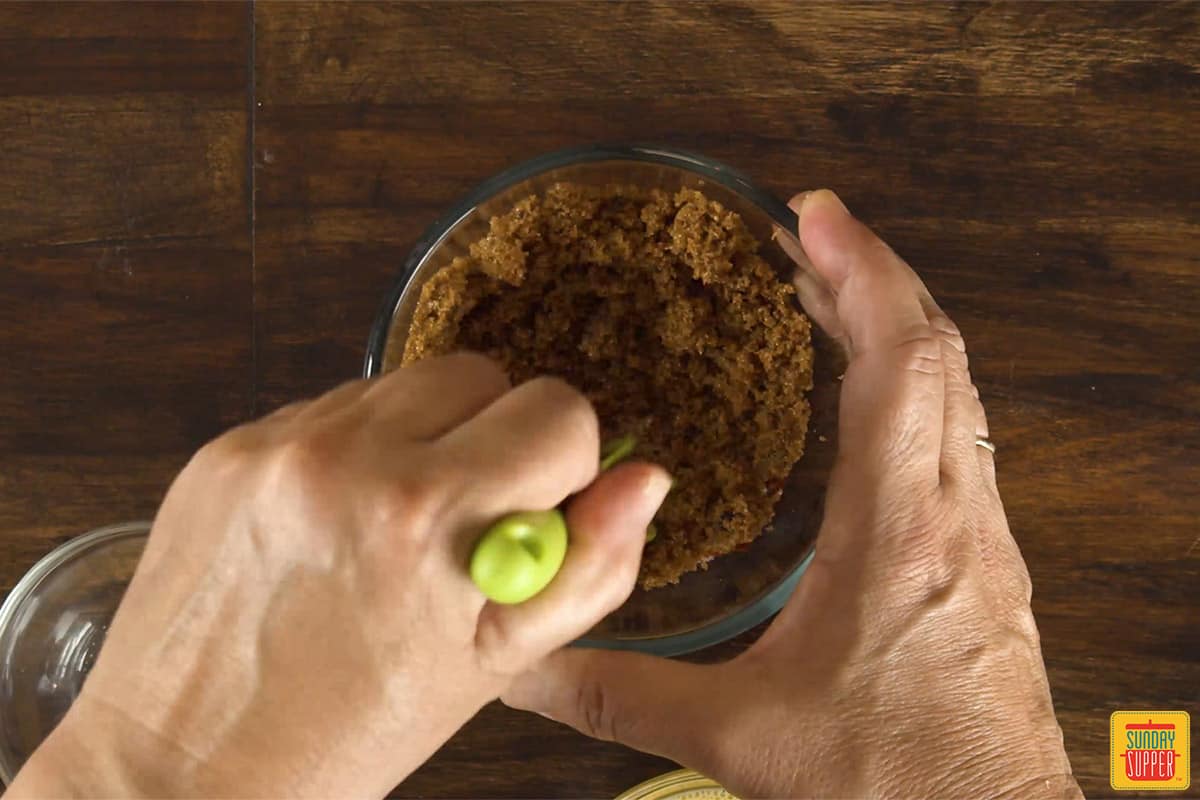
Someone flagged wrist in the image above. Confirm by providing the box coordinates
[7,696,199,798]
[994,772,1084,800]
[909,723,1079,800]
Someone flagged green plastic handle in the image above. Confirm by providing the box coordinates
[470,434,644,604]
[599,433,637,471]
[470,509,568,604]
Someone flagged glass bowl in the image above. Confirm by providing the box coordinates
[364,145,845,656]
[0,522,150,784]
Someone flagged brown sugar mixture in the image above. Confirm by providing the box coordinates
[401,183,813,588]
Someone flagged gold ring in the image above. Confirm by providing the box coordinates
[975,438,996,454]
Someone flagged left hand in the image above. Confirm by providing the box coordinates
[500,191,1076,800]
[8,353,670,798]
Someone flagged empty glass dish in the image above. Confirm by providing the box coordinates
[0,522,149,784]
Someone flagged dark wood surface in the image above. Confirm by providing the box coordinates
[2,2,1197,797]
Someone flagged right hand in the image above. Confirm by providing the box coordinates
[503,190,1081,799]
[10,356,669,799]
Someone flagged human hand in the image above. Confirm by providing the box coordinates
[9,357,670,798]
[503,190,1081,799]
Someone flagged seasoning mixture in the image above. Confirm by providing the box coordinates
[398,183,813,588]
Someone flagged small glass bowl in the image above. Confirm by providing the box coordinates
[364,145,845,656]
[0,522,150,784]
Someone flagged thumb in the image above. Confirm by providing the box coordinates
[473,463,670,674]
[502,648,718,765]
[792,189,944,506]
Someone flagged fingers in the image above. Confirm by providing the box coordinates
[474,463,671,674]
[366,351,512,440]
[265,398,311,421]
[774,222,847,351]
[292,380,371,422]
[930,314,997,493]
[792,190,943,490]
[971,384,999,490]
[502,648,714,765]
[439,376,601,516]
[979,432,998,490]
[794,191,932,358]
[932,316,980,486]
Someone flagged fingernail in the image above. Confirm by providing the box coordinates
[931,316,966,352]
[787,191,814,213]
[813,189,848,214]
[790,189,849,221]
[643,469,673,506]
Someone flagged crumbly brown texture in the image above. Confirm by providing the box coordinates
[401,183,813,588]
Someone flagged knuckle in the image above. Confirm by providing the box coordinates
[973,397,990,436]
[527,376,600,444]
[267,399,310,421]
[1021,573,1034,605]
[889,325,943,376]
[317,377,369,403]
[931,315,970,371]
[1011,557,1034,604]
[272,429,342,488]
[941,338,969,372]
[473,611,532,679]
[193,424,263,475]
[930,313,960,336]
[945,381,976,408]
[371,464,445,536]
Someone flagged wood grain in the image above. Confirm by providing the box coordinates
[0,2,251,575]
[254,3,1199,797]
[0,1,1196,797]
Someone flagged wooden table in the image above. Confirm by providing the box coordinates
[2,2,1197,797]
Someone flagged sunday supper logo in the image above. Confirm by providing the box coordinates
[1110,711,1190,791]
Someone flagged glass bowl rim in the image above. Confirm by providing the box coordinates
[361,144,814,656]
[0,520,151,784]
[363,143,801,377]
[0,521,152,639]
